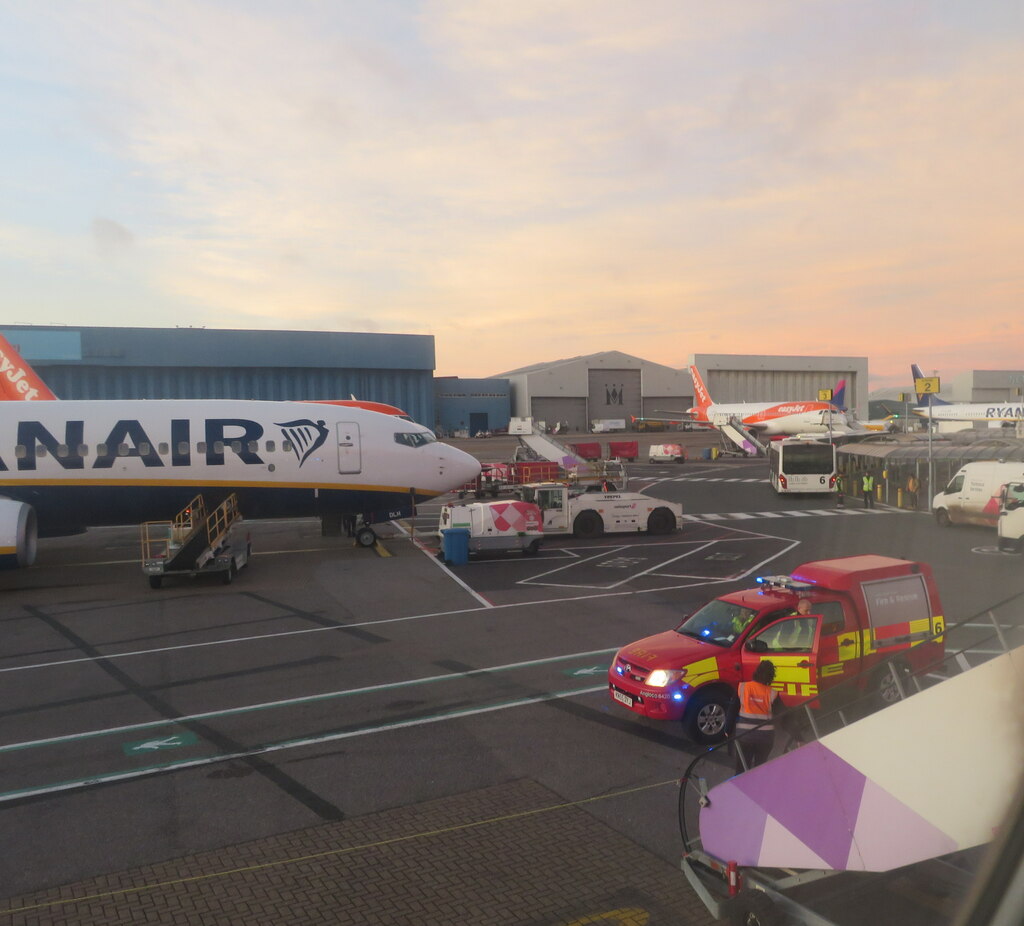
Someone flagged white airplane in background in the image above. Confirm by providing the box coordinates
[910,363,1023,426]
[683,365,852,436]
[0,339,480,568]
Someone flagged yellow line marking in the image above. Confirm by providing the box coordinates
[0,779,677,915]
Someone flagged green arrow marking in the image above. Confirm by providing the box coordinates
[123,731,199,756]
[562,665,607,677]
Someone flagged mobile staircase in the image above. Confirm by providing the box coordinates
[713,414,766,457]
[141,493,250,589]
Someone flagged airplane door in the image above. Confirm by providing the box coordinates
[337,423,361,474]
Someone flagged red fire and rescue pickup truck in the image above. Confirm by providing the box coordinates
[608,555,945,744]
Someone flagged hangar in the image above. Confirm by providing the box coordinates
[692,353,869,416]
[494,351,870,432]
[496,351,692,433]
[0,325,437,425]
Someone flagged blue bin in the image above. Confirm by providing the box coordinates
[701,448,713,460]
[441,528,471,566]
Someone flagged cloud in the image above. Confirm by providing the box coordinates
[0,1,1021,388]
[92,217,135,256]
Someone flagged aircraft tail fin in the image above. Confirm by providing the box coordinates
[831,378,847,411]
[0,335,58,400]
[910,363,950,405]
[689,365,713,410]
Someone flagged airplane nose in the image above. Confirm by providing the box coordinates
[438,443,481,492]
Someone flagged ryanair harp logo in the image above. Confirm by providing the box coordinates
[277,418,329,466]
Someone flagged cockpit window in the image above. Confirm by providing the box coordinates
[394,431,435,448]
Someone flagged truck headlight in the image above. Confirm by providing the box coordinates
[646,669,686,688]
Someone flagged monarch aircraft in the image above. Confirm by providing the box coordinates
[0,338,480,567]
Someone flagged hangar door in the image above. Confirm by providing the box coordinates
[531,397,587,432]
[589,369,641,426]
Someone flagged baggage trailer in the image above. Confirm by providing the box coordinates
[141,493,250,588]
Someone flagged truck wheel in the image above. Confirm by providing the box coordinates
[573,511,604,539]
[934,509,952,528]
[726,889,783,926]
[647,507,675,535]
[524,540,541,556]
[222,562,236,585]
[873,662,910,708]
[685,691,730,745]
[355,526,377,547]
[148,575,162,590]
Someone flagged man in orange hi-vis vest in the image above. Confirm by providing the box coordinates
[733,660,780,773]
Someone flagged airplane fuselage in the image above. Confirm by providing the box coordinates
[913,403,1024,423]
[690,401,849,436]
[0,400,480,533]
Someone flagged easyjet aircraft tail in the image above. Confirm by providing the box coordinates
[0,335,58,400]
[688,365,713,410]
[910,363,950,405]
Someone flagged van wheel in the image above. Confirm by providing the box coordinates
[873,662,910,708]
[647,507,675,535]
[573,511,604,539]
[726,889,783,926]
[685,691,730,745]
[524,540,541,556]
[934,509,952,528]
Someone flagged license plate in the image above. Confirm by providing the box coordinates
[613,689,634,707]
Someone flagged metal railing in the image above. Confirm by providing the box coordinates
[678,594,1024,858]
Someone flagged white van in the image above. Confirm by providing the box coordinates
[648,443,687,463]
[932,461,1024,528]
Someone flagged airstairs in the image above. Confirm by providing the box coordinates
[141,494,248,588]
[713,414,767,456]
[514,430,628,489]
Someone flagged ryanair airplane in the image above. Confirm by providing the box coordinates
[0,399,480,568]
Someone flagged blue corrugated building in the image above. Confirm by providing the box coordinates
[433,376,511,436]
[0,325,436,426]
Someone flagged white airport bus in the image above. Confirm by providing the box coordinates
[769,438,838,494]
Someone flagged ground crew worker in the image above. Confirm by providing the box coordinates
[732,660,780,773]
[862,471,875,509]
[835,472,845,508]
[906,473,919,510]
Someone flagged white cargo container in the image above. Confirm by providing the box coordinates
[438,500,543,556]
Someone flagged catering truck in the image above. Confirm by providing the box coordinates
[517,482,683,538]
[932,460,1024,527]
[608,555,945,744]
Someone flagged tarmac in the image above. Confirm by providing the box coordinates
[0,778,716,926]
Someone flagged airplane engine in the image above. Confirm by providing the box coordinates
[0,498,38,568]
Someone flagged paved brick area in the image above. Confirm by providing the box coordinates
[0,779,716,925]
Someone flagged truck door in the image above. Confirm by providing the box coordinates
[536,487,568,532]
[741,615,822,706]
[814,601,860,691]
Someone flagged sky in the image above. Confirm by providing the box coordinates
[0,1,1021,389]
